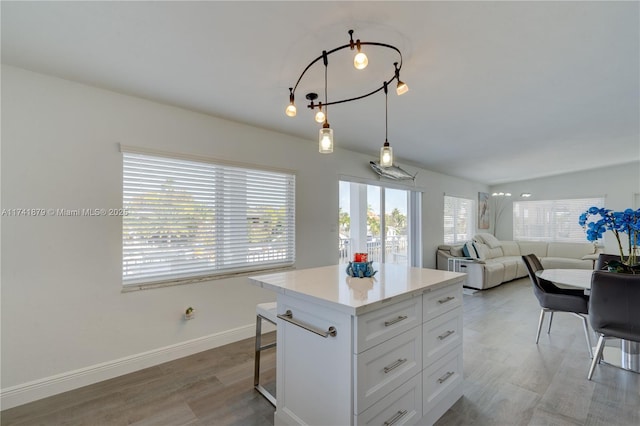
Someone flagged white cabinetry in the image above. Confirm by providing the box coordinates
[249,264,465,426]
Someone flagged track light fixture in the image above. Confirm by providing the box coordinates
[285,29,408,157]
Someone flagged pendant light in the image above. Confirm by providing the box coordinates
[319,122,333,153]
[380,82,393,167]
[318,51,333,153]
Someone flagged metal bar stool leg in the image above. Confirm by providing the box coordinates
[254,303,277,406]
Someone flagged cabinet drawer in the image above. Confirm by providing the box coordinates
[355,374,422,426]
[423,346,463,416]
[355,326,422,414]
[423,283,462,322]
[355,296,422,353]
[423,307,463,369]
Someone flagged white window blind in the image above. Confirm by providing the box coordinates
[444,195,475,244]
[513,197,604,242]
[122,152,295,286]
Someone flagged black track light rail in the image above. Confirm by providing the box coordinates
[289,35,404,110]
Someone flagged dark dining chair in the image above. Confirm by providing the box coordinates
[595,253,621,271]
[522,254,593,358]
[587,271,640,379]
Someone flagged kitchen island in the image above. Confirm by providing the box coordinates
[249,263,466,426]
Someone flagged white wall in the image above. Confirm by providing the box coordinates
[491,162,640,249]
[0,66,488,407]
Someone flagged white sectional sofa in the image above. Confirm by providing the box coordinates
[436,233,600,290]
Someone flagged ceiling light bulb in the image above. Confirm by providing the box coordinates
[285,104,297,117]
[319,123,333,154]
[354,52,368,70]
[315,109,325,123]
[380,141,393,167]
[286,88,297,117]
[396,80,409,96]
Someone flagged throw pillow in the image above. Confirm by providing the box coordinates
[475,233,502,249]
[463,241,479,259]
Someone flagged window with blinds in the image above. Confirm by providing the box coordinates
[444,195,475,244]
[122,151,295,287]
[513,197,604,242]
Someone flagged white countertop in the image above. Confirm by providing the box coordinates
[249,263,466,315]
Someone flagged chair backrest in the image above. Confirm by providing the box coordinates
[589,271,640,342]
[522,253,542,278]
[522,254,557,302]
[595,253,621,271]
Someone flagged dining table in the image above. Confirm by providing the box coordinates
[536,268,639,373]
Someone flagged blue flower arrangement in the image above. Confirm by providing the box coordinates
[579,207,640,271]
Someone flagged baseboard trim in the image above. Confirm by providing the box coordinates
[1,323,262,410]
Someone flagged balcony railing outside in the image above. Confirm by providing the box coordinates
[339,237,408,265]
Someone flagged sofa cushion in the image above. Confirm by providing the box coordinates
[488,246,505,259]
[450,245,465,257]
[472,242,489,260]
[482,261,505,288]
[501,241,520,256]
[542,257,593,270]
[474,233,502,248]
[501,257,520,282]
[546,242,596,259]
[517,241,549,258]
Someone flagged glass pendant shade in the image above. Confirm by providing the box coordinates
[380,142,393,167]
[285,104,297,117]
[315,109,325,123]
[396,81,409,96]
[319,125,334,154]
[354,52,368,70]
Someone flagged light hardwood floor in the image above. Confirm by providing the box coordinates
[2,277,639,425]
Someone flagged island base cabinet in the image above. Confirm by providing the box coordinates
[355,374,422,426]
[421,345,463,426]
[275,294,353,426]
[259,270,465,426]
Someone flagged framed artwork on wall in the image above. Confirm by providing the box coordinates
[478,192,490,229]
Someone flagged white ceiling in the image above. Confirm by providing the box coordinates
[2,1,638,185]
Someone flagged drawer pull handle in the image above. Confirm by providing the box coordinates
[384,410,408,426]
[383,358,407,373]
[437,371,455,384]
[384,315,408,327]
[438,330,455,340]
[277,310,337,338]
[437,296,455,304]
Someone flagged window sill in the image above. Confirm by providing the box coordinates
[121,265,296,293]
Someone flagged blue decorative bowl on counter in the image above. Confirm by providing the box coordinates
[346,261,377,278]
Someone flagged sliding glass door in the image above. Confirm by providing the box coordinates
[339,180,421,266]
